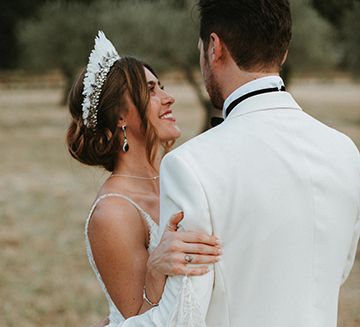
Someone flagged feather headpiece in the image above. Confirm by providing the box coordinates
[82,31,120,129]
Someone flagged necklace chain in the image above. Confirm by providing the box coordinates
[110,173,159,181]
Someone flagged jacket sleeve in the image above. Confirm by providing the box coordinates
[341,209,360,284]
[121,151,214,326]
[341,145,360,285]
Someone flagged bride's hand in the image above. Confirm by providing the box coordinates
[147,211,222,277]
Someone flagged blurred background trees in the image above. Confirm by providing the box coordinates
[0,0,46,69]
[343,2,360,76]
[17,1,99,102]
[284,0,339,80]
[311,0,360,76]
[1,0,360,128]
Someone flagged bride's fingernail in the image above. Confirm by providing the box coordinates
[215,237,222,245]
[216,256,222,262]
[218,248,223,255]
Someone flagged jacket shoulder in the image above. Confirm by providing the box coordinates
[168,124,225,159]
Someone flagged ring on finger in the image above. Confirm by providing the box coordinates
[167,224,177,231]
[184,254,194,264]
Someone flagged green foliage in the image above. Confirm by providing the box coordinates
[18,0,199,74]
[311,0,360,76]
[18,0,351,122]
[94,0,199,73]
[1,0,99,70]
[0,0,46,69]
[312,0,356,27]
[343,2,360,77]
[18,0,202,106]
[18,1,100,75]
[286,0,339,75]
[18,1,103,102]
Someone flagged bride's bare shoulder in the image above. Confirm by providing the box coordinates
[88,194,148,249]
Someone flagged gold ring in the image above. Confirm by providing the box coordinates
[167,223,178,231]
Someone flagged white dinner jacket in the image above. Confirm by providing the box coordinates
[123,91,360,327]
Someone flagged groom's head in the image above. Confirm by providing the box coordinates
[197,0,292,109]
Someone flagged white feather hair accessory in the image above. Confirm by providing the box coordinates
[82,31,120,129]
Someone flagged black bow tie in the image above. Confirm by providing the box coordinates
[211,86,286,127]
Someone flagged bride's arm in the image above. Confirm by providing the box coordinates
[88,197,220,319]
[119,152,215,326]
[89,197,158,317]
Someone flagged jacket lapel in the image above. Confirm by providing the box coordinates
[225,92,302,121]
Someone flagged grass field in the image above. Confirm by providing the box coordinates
[0,77,359,326]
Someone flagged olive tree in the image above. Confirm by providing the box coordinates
[19,0,342,127]
[312,0,360,77]
[18,1,101,102]
[284,0,339,81]
[19,0,213,128]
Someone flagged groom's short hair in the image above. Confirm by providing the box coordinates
[198,0,292,71]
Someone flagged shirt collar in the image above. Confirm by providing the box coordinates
[222,75,285,118]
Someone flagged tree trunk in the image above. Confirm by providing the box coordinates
[61,67,74,106]
[181,66,216,132]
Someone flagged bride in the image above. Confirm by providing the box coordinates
[66,32,222,326]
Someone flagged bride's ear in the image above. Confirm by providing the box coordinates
[117,117,126,129]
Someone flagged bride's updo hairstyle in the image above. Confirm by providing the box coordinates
[67,57,167,172]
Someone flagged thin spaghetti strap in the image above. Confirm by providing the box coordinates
[88,193,138,219]
[83,193,159,322]
[85,193,157,234]
[83,193,141,316]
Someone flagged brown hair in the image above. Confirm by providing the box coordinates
[66,56,172,172]
[198,0,292,71]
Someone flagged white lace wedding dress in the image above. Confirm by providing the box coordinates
[85,193,159,326]
[85,193,206,327]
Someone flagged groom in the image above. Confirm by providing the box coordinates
[123,0,360,326]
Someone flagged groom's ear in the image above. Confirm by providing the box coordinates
[281,49,289,66]
[209,32,224,63]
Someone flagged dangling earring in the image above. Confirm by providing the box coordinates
[121,125,129,152]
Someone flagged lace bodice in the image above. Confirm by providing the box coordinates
[84,193,159,326]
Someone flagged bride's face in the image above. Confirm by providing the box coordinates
[144,67,181,142]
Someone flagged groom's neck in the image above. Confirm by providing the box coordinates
[219,60,280,101]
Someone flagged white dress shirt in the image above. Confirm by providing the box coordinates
[222,75,285,118]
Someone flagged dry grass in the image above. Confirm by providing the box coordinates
[0,77,359,326]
